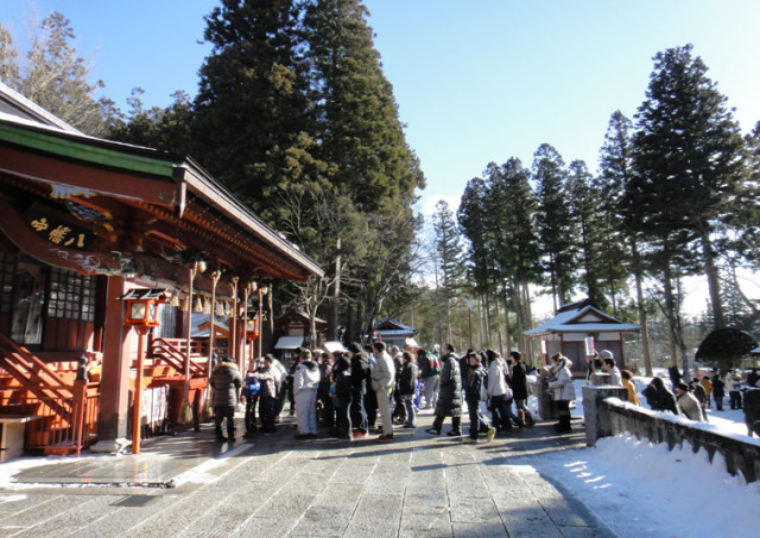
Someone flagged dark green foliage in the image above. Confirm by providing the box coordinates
[566,160,607,308]
[696,327,756,369]
[303,0,424,211]
[109,89,194,154]
[458,177,494,298]
[193,0,320,215]
[433,200,464,296]
[532,143,577,310]
[597,111,634,310]
[629,44,747,338]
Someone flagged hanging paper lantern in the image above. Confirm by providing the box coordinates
[181,294,190,312]
[203,296,211,315]
[170,292,180,308]
[193,296,203,313]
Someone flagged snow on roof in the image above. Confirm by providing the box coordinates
[751,346,760,354]
[323,341,347,353]
[374,316,418,335]
[524,305,641,336]
[0,81,82,134]
[275,336,304,350]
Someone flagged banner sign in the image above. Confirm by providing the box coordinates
[26,210,95,250]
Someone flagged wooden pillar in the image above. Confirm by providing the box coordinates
[93,276,130,450]
[229,276,239,369]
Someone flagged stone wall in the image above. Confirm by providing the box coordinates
[583,385,760,484]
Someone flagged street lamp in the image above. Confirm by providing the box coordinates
[118,288,168,455]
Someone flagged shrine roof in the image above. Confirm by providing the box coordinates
[0,87,323,281]
[524,305,641,336]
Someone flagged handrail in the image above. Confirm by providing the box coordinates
[0,333,74,400]
[149,337,206,377]
[0,334,74,421]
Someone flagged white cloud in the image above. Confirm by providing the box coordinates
[417,193,462,218]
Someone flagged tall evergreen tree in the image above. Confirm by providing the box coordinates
[303,0,424,211]
[629,44,747,370]
[194,0,321,215]
[433,200,465,343]
[566,160,606,307]
[458,177,495,301]
[599,110,652,375]
[532,143,577,311]
[489,158,541,351]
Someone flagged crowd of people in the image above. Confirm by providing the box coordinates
[210,342,760,442]
[583,349,760,422]
[211,343,539,444]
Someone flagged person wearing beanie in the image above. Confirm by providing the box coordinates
[600,351,622,387]
[294,349,321,438]
[547,353,576,433]
[675,382,704,422]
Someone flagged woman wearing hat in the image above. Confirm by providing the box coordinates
[547,353,576,432]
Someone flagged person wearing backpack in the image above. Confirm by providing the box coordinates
[242,358,262,438]
[348,343,370,438]
[464,352,496,444]
[486,349,514,432]
[417,348,441,409]
[508,351,533,427]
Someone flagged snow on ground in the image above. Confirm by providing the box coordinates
[517,375,760,537]
[515,432,760,538]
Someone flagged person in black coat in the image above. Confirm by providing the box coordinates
[464,352,494,443]
[508,351,530,426]
[712,373,725,411]
[348,343,370,436]
[211,356,242,442]
[398,352,419,428]
[427,343,463,436]
[332,356,353,439]
[646,377,678,415]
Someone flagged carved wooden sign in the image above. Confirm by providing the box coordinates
[26,210,95,250]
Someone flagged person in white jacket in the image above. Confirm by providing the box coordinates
[371,341,396,441]
[547,353,576,433]
[486,350,514,431]
[294,349,321,438]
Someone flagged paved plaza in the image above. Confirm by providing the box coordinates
[0,411,615,538]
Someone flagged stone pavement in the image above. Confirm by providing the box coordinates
[0,410,615,538]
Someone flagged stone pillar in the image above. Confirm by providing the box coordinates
[582,385,628,447]
[92,276,132,453]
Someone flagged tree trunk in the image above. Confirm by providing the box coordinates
[630,237,652,376]
[662,263,679,368]
[328,238,342,341]
[700,228,725,329]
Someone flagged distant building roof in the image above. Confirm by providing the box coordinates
[190,313,230,338]
[276,308,327,325]
[275,336,303,350]
[374,317,418,337]
[525,304,641,336]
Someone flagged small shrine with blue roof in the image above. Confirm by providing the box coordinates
[373,317,419,350]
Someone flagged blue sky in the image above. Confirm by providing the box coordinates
[3,0,760,219]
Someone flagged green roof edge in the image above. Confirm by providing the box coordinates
[0,122,175,177]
